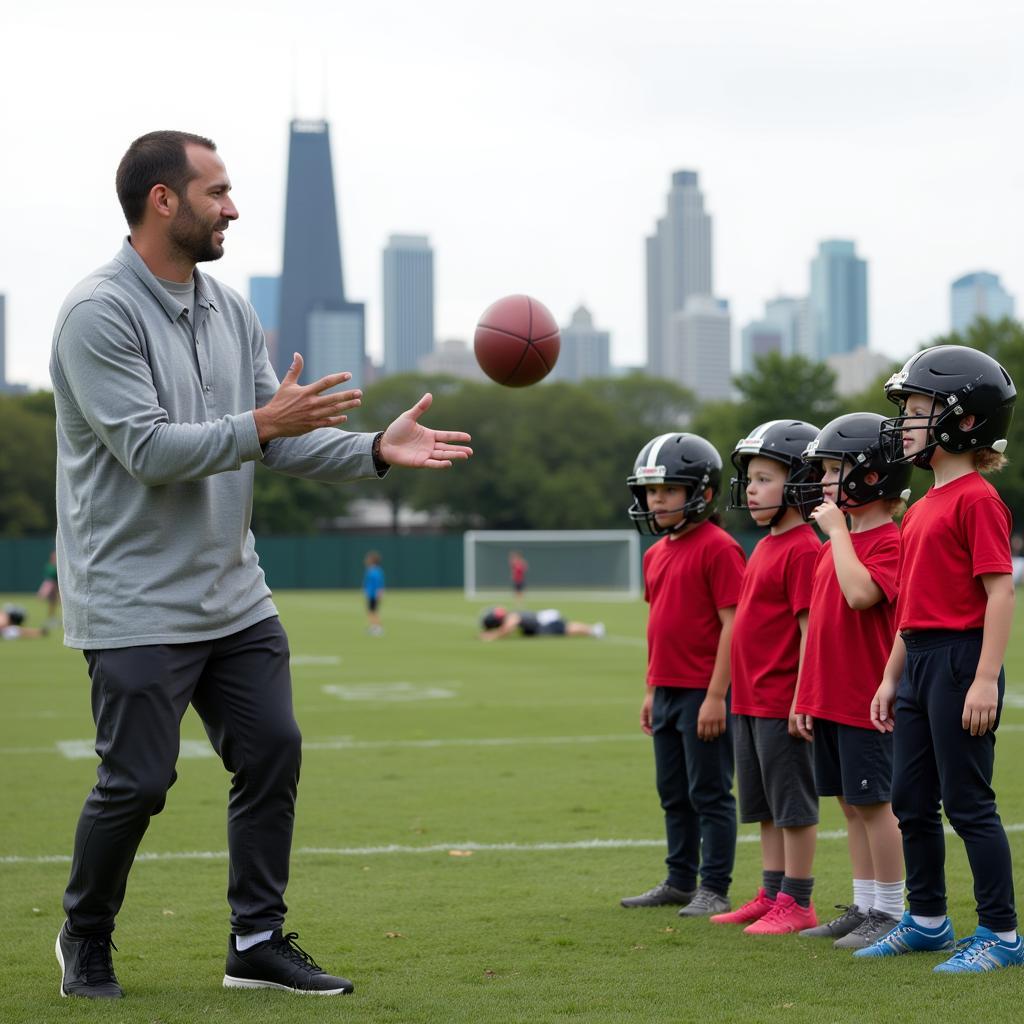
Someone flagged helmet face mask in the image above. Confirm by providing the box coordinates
[728,420,821,526]
[627,433,722,535]
[797,412,913,518]
[880,345,1016,469]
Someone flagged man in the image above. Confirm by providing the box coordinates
[478,607,605,640]
[50,131,472,999]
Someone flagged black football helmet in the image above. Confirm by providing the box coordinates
[729,419,821,524]
[796,412,913,519]
[481,607,508,630]
[880,345,1016,469]
[626,433,722,535]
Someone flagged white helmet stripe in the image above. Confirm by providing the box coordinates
[645,433,678,468]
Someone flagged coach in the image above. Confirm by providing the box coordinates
[50,130,471,999]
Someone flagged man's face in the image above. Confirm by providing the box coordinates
[168,144,238,264]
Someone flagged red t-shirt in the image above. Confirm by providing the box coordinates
[897,472,1012,632]
[644,521,746,689]
[731,524,819,718]
[797,522,900,729]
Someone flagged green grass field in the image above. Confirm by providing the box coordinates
[3,589,1024,1024]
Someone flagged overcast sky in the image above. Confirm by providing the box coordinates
[2,0,1021,387]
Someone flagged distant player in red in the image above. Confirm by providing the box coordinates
[509,551,528,598]
[792,413,911,950]
[713,420,821,935]
[858,346,1023,973]
[619,433,745,918]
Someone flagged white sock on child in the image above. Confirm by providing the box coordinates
[852,878,874,912]
[911,915,946,930]
[873,879,905,919]
[995,930,1018,943]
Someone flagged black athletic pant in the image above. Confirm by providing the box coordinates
[63,617,301,937]
[892,629,1017,932]
[651,687,737,896]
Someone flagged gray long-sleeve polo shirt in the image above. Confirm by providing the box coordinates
[50,239,379,649]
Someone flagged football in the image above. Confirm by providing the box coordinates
[473,294,560,387]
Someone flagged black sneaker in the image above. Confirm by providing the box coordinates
[223,930,354,995]
[834,908,902,950]
[55,923,123,999]
[620,882,695,908]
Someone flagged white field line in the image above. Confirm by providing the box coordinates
[3,723,1024,759]
[4,824,1024,867]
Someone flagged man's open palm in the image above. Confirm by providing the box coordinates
[379,393,473,469]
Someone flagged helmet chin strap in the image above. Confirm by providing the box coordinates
[768,503,788,527]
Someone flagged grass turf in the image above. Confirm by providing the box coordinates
[2,588,1023,1023]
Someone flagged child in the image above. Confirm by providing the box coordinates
[37,549,60,626]
[619,432,745,917]
[712,419,821,935]
[363,551,385,636]
[478,607,604,640]
[509,551,528,599]
[793,412,911,949]
[857,345,1023,973]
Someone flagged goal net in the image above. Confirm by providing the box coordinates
[463,530,642,600]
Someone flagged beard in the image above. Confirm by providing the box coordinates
[169,196,227,264]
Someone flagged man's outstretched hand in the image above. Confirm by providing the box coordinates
[379,393,473,469]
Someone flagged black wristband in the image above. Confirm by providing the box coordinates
[372,431,388,473]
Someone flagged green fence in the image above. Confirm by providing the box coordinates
[0,531,765,593]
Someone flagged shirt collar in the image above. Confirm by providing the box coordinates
[115,237,219,320]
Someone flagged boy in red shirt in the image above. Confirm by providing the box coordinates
[620,433,746,917]
[793,413,911,949]
[859,345,1023,973]
[712,420,821,935]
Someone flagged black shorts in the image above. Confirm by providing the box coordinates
[366,595,379,612]
[812,718,893,805]
[734,714,818,828]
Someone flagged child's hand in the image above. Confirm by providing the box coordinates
[793,712,814,742]
[697,695,727,741]
[809,499,847,538]
[640,691,654,736]
[871,678,897,732]
[962,677,999,735]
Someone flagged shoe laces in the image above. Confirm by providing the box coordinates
[80,935,118,984]
[269,932,324,975]
[852,908,894,935]
[687,888,720,910]
[948,934,998,963]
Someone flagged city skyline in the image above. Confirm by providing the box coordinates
[2,2,1022,389]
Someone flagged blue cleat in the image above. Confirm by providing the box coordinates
[933,928,1024,974]
[853,911,955,958]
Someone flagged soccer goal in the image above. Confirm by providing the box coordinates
[463,530,642,601]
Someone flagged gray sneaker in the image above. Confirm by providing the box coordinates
[834,908,901,950]
[620,882,695,908]
[800,904,866,939]
[677,886,730,917]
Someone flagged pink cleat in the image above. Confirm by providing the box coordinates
[710,888,774,925]
[743,892,817,935]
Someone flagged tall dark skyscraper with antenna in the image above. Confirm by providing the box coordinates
[276,119,365,388]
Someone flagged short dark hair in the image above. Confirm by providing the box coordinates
[115,131,217,226]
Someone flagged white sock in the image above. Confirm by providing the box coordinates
[874,879,905,919]
[235,929,274,952]
[995,930,1018,943]
[911,915,946,930]
[852,878,874,912]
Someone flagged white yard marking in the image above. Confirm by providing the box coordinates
[291,655,342,667]
[4,824,1024,866]
[322,682,459,702]
[55,739,216,761]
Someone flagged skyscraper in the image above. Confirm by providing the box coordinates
[553,305,611,382]
[740,319,785,373]
[0,293,6,389]
[809,240,868,360]
[249,275,281,371]
[646,171,713,377]
[667,296,732,400]
[382,235,435,375]
[950,272,1016,334]
[276,119,364,383]
[764,296,812,360]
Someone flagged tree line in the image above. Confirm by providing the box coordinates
[2,317,1022,538]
